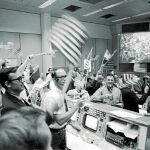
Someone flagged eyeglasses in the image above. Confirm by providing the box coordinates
[56,75,67,79]
[8,76,23,82]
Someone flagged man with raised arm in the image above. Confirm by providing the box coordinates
[44,68,84,150]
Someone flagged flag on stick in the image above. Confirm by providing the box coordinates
[32,50,56,58]
[49,14,89,96]
[98,49,117,74]
[103,49,117,66]
[83,47,93,88]
[104,49,111,61]
[13,48,21,56]
[49,14,88,66]
[84,47,93,71]
[87,47,93,60]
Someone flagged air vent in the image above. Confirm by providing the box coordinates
[79,0,105,4]
[122,22,149,33]
[64,5,81,12]
[144,17,150,20]
[101,14,115,19]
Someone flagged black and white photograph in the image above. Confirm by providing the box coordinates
[0,0,150,150]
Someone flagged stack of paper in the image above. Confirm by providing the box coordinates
[107,120,138,139]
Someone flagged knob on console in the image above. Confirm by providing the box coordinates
[84,106,89,111]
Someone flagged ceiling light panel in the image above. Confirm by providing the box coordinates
[38,0,56,8]
[112,17,131,22]
[132,11,150,17]
[103,0,128,9]
[83,9,102,16]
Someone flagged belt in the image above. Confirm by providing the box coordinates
[50,126,66,132]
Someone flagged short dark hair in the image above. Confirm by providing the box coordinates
[2,62,6,69]
[48,68,53,72]
[0,67,18,89]
[106,73,115,79]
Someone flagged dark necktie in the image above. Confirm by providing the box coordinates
[22,98,30,106]
[23,83,31,103]
[24,84,31,103]
[24,83,29,96]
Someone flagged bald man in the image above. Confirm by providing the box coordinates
[43,68,83,150]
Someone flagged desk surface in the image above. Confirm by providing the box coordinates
[67,131,122,150]
[86,102,150,127]
[67,102,150,150]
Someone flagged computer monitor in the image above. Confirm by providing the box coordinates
[83,114,98,132]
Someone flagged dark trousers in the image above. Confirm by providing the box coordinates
[50,127,66,150]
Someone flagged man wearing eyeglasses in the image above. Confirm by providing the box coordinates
[44,68,84,150]
[0,67,30,113]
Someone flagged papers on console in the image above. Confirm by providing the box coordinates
[110,110,141,119]
[107,120,138,139]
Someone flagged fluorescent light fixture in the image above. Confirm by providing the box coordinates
[83,9,102,17]
[103,0,128,10]
[132,11,150,17]
[38,0,56,8]
[112,17,131,22]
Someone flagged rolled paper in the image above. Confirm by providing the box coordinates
[32,51,52,57]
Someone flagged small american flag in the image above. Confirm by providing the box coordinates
[104,49,111,61]
[13,48,21,56]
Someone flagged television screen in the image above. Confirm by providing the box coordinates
[83,114,98,132]
[120,32,150,63]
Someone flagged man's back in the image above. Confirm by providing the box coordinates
[2,92,26,109]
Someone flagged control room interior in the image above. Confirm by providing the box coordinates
[0,0,150,150]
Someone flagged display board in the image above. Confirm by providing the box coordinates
[120,32,150,63]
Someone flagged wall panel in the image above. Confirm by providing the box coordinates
[0,32,20,59]
[0,9,41,34]
[20,33,42,72]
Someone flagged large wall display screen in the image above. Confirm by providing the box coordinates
[120,32,150,63]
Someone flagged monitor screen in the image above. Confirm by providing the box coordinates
[83,114,98,132]
[120,32,150,63]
